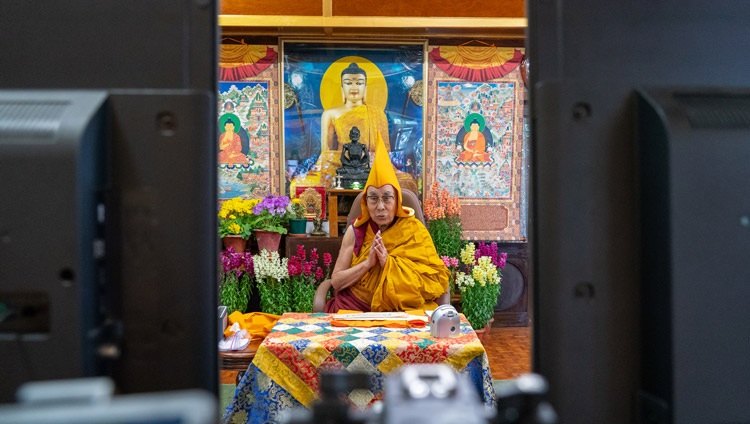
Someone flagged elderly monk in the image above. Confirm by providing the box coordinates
[324,137,449,313]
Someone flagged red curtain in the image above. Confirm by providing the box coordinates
[219,45,277,81]
[429,46,524,82]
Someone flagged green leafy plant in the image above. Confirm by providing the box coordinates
[453,242,507,330]
[424,182,464,259]
[253,249,291,315]
[219,248,254,313]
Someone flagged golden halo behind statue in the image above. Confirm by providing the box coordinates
[320,57,388,111]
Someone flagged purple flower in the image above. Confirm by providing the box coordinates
[476,242,506,268]
[254,195,291,216]
[221,248,245,273]
[243,253,254,275]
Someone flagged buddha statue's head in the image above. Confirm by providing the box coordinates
[340,63,367,105]
[349,126,361,143]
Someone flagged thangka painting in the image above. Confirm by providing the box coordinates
[426,45,526,241]
[218,81,273,199]
[281,40,426,196]
[217,43,281,200]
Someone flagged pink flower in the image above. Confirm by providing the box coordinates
[315,267,324,280]
[323,253,332,267]
[243,253,254,275]
[288,261,301,277]
[441,255,459,268]
[296,244,306,261]
[498,252,508,269]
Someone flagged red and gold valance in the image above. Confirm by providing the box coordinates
[219,44,278,81]
[429,45,524,82]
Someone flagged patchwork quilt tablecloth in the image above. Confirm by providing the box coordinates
[222,312,495,424]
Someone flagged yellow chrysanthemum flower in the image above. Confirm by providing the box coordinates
[228,222,241,234]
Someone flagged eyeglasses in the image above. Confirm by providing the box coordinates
[366,195,395,205]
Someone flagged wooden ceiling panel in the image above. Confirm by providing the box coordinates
[332,0,525,18]
[220,0,323,16]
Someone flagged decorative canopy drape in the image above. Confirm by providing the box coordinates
[219,44,277,81]
[429,45,524,82]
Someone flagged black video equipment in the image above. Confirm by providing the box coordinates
[280,364,556,424]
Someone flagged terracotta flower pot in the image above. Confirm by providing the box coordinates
[222,235,247,253]
[254,229,282,253]
[473,317,494,342]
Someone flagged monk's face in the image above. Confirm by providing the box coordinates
[365,185,397,228]
[341,73,366,104]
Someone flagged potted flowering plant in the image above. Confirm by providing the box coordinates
[287,245,333,312]
[253,249,290,315]
[286,198,308,236]
[249,194,291,234]
[249,194,291,252]
[218,197,255,252]
[453,242,507,334]
[424,182,463,259]
[219,247,254,313]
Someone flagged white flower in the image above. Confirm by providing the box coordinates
[455,272,475,292]
[253,250,289,282]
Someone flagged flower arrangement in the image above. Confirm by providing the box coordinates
[424,182,463,259]
[253,249,290,315]
[249,194,291,234]
[219,247,254,313]
[218,197,257,239]
[287,245,333,312]
[254,245,333,315]
[451,242,507,330]
[286,198,306,220]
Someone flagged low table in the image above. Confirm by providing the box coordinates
[219,338,262,385]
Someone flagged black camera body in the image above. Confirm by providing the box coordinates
[281,364,555,424]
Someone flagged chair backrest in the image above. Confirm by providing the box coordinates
[346,189,425,227]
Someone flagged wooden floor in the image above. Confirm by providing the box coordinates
[220,325,531,385]
[482,325,532,380]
